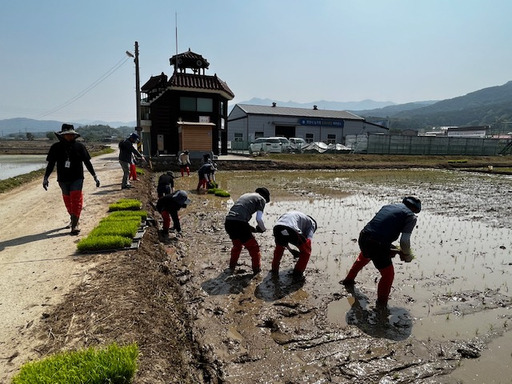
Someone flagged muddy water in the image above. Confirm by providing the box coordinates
[211,168,512,382]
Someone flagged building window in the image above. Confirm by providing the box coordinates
[180,97,213,112]
[327,134,336,144]
[305,133,314,143]
[180,97,196,111]
[234,133,243,142]
[197,98,213,112]
[255,131,264,139]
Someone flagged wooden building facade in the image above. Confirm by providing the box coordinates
[140,49,234,157]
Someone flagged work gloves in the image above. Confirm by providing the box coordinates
[42,177,49,191]
[94,175,100,187]
[250,225,264,233]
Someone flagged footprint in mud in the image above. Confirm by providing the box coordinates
[254,270,306,302]
[201,268,259,295]
[341,286,413,341]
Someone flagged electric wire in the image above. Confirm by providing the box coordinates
[38,56,131,119]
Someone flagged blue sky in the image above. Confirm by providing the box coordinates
[1,0,511,123]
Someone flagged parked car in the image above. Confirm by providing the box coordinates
[289,137,306,151]
[249,137,291,154]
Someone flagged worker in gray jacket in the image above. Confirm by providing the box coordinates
[224,187,270,274]
[118,132,144,189]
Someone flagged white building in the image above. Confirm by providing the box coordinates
[227,103,388,145]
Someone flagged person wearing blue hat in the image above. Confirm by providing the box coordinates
[341,196,421,308]
[118,132,144,189]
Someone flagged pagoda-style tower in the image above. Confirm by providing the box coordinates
[140,49,234,157]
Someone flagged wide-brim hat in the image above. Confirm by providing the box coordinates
[173,190,191,206]
[57,123,80,137]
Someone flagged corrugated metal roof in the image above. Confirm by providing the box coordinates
[236,104,364,120]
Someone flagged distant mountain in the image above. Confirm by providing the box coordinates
[237,97,396,111]
[3,81,512,135]
[0,118,135,136]
[350,101,438,116]
[356,81,512,130]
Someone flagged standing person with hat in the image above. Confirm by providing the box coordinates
[157,171,175,198]
[271,211,318,279]
[224,187,270,274]
[341,196,422,308]
[119,132,144,189]
[42,124,100,235]
[155,190,191,236]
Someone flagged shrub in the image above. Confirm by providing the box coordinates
[12,343,138,384]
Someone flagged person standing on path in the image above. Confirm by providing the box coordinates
[341,196,421,307]
[119,132,144,189]
[42,124,100,235]
[224,187,270,274]
[271,211,317,279]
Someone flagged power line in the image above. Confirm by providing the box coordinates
[38,55,131,119]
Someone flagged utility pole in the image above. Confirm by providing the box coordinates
[134,41,142,152]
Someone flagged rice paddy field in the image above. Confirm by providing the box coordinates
[206,168,512,382]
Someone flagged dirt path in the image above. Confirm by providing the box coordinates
[0,150,127,382]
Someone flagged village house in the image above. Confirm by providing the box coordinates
[139,49,234,157]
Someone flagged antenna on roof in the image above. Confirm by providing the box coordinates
[174,12,178,73]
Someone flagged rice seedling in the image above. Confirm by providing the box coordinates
[108,198,142,211]
[207,187,230,197]
[78,200,145,252]
[103,210,147,221]
[77,235,133,252]
[11,343,138,384]
[89,220,141,238]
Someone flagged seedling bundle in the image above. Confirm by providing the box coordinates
[77,200,147,252]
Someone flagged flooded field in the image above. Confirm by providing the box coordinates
[188,168,512,383]
[0,154,46,180]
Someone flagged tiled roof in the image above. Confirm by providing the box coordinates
[169,73,235,100]
[141,73,168,92]
[169,49,210,69]
[236,104,364,120]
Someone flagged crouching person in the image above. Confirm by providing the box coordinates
[224,187,270,274]
[155,190,191,237]
[157,171,175,198]
[272,211,317,279]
